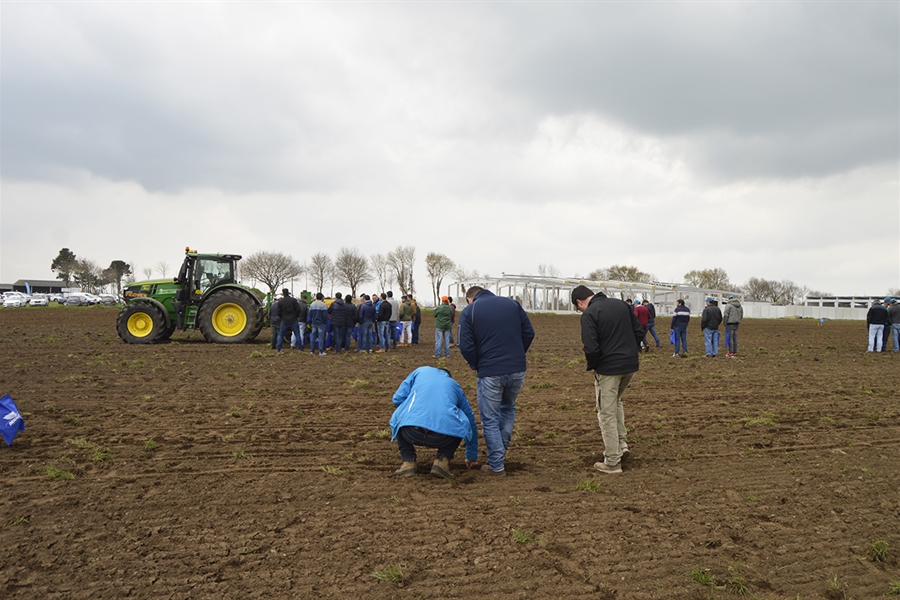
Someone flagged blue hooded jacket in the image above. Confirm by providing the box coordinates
[389,367,478,462]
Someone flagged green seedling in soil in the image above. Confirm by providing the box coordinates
[249,350,264,358]
[144,439,158,451]
[70,438,90,448]
[687,566,725,597]
[46,465,75,480]
[57,374,86,383]
[232,450,246,460]
[8,516,30,526]
[349,379,370,388]
[92,447,113,462]
[744,412,778,426]
[726,565,751,596]
[746,494,757,502]
[512,527,539,544]
[247,401,256,409]
[820,416,835,424]
[320,465,345,475]
[825,574,848,600]
[64,416,83,427]
[228,406,243,418]
[573,480,601,493]
[372,564,403,582]
[866,539,888,562]
[886,580,900,596]
[531,381,553,389]
[390,496,405,506]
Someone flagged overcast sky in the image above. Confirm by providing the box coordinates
[2,2,898,299]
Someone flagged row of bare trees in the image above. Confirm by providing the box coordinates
[240,246,472,305]
[582,263,835,305]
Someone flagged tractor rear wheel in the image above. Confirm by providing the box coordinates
[198,289,261,343]
[117,302,164,344]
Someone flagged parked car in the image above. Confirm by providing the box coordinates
[50,294,65,303]
[65,293,92,306]
[29,294,50,307]
[3,293,28,308]
[97,294,119,306]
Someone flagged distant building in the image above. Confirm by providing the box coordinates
[10,279,66,294]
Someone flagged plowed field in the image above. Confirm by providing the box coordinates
[1,307,898,599]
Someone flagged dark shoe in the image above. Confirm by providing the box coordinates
[430,457,454,480]
[480,464,506,477]
[594,461,622,474]
[621,448,631,462]
[394,461,417,477]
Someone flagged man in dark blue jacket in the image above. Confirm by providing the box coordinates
[458,286,534,477]
[357,294,377,353]
[671,299,691,357]
[572,285,644,474]
[328,293,350,354]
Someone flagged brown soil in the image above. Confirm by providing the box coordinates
[1,307,898,599]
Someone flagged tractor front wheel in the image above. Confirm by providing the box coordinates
[117,303,164,344]
[198,289,261,343]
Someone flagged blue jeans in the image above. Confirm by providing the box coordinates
[378,321,391,350]
[396,426,462,462]
[435,328,451,357]
[311,323,328,353]
[647,321,660,346]
[868,324,884,352]
[673,328,687,354]
[277,321,302,352]
[358,321,374,351]
[389,321,398,348]
[703,328,720,356]
[893,324,900,352]
[332,326,347,353]
[477,371,526,472]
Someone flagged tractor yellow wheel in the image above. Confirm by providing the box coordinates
[197,289,261,343]
[127,311,156,338]
[211,302,248,337]
[116,302,165,344]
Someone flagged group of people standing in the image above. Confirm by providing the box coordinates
[866,297,900,353]
[626,295,743,358]
[270,289,432,355]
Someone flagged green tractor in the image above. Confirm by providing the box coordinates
[117,248,267,344]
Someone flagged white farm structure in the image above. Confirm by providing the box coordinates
[449,276,882,320]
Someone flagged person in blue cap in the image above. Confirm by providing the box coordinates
[700,297,723,357]
[866,298,889,352]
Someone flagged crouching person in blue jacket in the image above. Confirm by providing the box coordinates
[389,366,479,480]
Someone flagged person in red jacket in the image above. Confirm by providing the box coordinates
[633,300,650,352]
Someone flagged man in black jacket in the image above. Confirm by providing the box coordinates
[700,297,723,358]
[276,289,303,353]
[571,285,644,475]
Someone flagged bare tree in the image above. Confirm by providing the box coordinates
[142,267,154,280]
[741,277,780,303]
[779,280,804,305]
[683,268,732,290]
[387,246,416,297]
[241,251,304,295]
[538,264,560,278]
[156,261,170,278]
[334,247,370,298]
[453,264,479,281]
[370,253,393,292]
[425,252,455,305]
[308,252,334,294]
[587,268,608,281]
[606,264,654,283]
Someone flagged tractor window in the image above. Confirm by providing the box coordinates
[195,259,233,294]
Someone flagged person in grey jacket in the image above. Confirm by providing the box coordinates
[722,295,743,357]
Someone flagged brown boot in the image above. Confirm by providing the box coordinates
[394,461,416,477]
[430,457,453,479]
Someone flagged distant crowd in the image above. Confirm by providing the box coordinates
[866,297,900,353]
[269,289,460,356]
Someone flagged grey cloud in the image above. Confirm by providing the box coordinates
[493,3,899,178]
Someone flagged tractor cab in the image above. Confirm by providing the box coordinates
[173,250,241,329]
